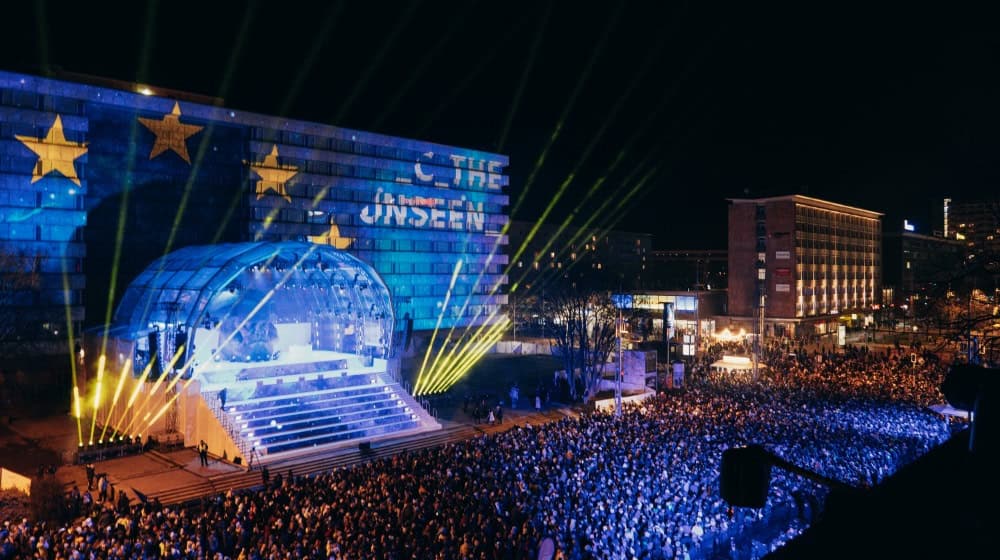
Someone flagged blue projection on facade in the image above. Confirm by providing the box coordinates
[0,70,509,352]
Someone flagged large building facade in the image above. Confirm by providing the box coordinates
[645,249,727,291]
[0,70,509,355]
[882,222,964,309]
[946,198,1000,257]
[505,220,651,293]
[728,195,882,337]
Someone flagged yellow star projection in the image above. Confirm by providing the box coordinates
[15,115,88,186]
[137,102,204,164]
[249,145,298,202]
[308,222,353,250]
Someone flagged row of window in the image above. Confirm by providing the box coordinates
[795,258,880,267]
[795,221,879,237]
[795,300,872,317]
[391,282,502,298]
[252,128,413,162]
[0,189,85,210]
[797,286,876,296]
[0,90,506,175]
[795,235,880,252]
[0,90,86,115]
[0,223,85,242]
[3,288,85,306]
[797,274,877,283]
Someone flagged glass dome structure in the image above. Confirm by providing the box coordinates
[113,241,394,368]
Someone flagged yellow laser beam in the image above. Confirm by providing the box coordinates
[73,386,83,445]
[416,17,526,136]
[422,298,506,394]
[331,0,418,125]
[435,329,505,394]
[540,164,662,288]
[428,321,507,393]
[423,313,508,395]
[143,374,199,433]
[98,0,162,375]
[170,248,315,382]
[420,253,502,393]
[515,160,661,290]
[88,354,106,444]
[414,259,464,394]
[496,0,551,152]
[100,358,132,443]
[419,280,511,393]
[371,0,478,130]
[134,3,258,327]
[113,358,156,435]
[426,317,509,395]
[122,345,185,436]
[506,2,622,221]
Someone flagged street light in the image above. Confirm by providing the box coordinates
[616,309,624,418]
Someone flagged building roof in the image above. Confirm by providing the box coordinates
[727,194,883,218]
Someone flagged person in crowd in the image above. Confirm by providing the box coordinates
[198,440,209,467]
[0,343,954,559]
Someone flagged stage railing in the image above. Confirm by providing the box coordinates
[206,390,252,462]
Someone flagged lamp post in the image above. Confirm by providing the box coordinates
[511,293,516,341]
[616,309,623,418]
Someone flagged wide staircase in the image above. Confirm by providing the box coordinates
[202,362,439,463]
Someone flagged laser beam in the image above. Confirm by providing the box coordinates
[100,358,132,443]
[414,259,464,394]
[88,354,105,445]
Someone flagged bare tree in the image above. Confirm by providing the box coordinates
[549,288,618,402]
[911,215,1000,364]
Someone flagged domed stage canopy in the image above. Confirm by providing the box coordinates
[86,241,439,464]
[115,241,393,358]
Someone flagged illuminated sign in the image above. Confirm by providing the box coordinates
[360,190,485,231]
[775,250,790,260]
[903,219,915,232]
[409,152,504,189]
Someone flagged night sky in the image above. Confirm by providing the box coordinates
[2,1,998,248]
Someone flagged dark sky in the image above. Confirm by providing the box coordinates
[2,1,999,248]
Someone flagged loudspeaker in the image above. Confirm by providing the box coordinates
[147,331,161,379]
[404,315,413,351]
[174,329,188,372]
[358,441,372,452]
[720,446,771,508]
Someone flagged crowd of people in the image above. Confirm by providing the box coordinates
[1,343,956,559]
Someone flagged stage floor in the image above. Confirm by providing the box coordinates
[195,349,385,391]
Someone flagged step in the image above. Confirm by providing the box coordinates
[223,376,381,407]
[262,417,421,454]
[243,405,412,443]
[240,398,407,433]
[228,386,392,420]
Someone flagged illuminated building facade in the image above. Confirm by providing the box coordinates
[0,69,509,356]
[645,249,727,290]
[611,290,726,352]
[506,220,651,293]
[883,222,963,309]
[946,198,1000,257]
[728,195,882,337]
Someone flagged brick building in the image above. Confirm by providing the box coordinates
[727,195,882,338]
